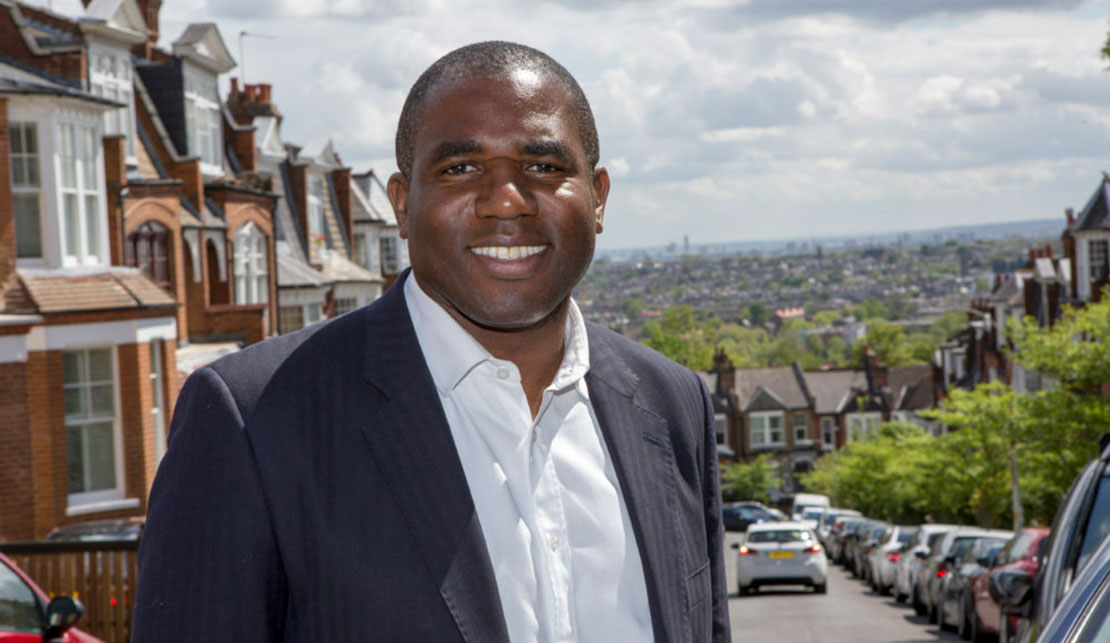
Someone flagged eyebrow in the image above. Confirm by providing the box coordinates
[521,140,572,163]
[429,139,482,165]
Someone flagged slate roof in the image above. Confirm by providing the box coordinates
[1075,176,1110,232]
[888,365,932,411]
[803,369,866,414]
[319,250,382,284]
[16,269,175,313]
[733,364,810,411]
[0,60,119,107]
[276,243,330,289]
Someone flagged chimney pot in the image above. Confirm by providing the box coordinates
[1045,244,1053,258]
[1066,207,1075,224]
[231,77,239,92]
[260,84,271,102]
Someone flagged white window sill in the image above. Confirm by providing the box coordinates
[66,497,140,517]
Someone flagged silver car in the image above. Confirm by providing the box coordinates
[733,522,829,596]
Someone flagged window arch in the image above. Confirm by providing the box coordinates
[234,222,268,305]
[125,221,171,290]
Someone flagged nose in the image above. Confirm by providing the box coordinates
[475,161,537,219]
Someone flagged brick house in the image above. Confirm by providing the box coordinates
[0,0,293,540]
[0,0,180,541]
[707,352,935,492]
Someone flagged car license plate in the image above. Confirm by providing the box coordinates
[769,551,794,559]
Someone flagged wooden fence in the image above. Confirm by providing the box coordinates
[0,540,138,643]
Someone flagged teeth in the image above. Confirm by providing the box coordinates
[471,245,546,260]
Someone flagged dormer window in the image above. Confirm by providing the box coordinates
[89,47,136,161]
[9,122,42,259]
[57,122,105,265]
[184,68,222,171]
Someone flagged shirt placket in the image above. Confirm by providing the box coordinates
[531,390,575,643]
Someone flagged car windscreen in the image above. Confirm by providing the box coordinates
[802,510,824,520]
[926,531,947,548]
[749,529,811,544]
[897,530,917,544]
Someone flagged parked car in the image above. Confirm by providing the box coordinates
[854,522,891,582]
[44,517,145,542]
[817,508,861,546]
[894,523,958,606]
[967,527,1050,642]
[991,435,1110,643]
[826,516,865,564]
[0,550,101,642]
[732,522,828,595]
[722,502,779,532]
[790,493,830,521]
[1033,527,1110,642]
[846,520,886,579]
[921,529,1011,623]
[867,525,918,595]
[936,533,1010,633]
[798,507,826,533]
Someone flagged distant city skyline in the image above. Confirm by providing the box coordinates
[28,0,1110,249]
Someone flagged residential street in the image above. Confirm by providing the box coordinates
[724,532,965,642]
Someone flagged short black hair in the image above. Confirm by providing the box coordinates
[395,41,599,178]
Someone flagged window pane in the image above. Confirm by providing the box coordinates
[84,422,116,491]
[10,123,24,154]
[89,384,114,417]
[81,128,97,186]
[11,158,24,186]
[23,124,36,155]
[63,351,83,385]
[66,425,84,493]
[64,195,79,257]
[85,195,100,257]
[87,348,111,381]
[64,387,84,420]
[13,194,42,258]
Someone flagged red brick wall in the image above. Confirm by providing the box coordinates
[103,135,127,266]
[227,122,257,174]
[28,350,61,538]
[0,359,33,541]
[0,98,14,285]
[332,168,353,247]
[168,158,203,213]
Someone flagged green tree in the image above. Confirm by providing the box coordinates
[813,310,841,327]
[747,302,769,326]
[853,319,918,366]
[722,455,780,503]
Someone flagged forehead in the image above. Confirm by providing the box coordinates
[413,71,584,155]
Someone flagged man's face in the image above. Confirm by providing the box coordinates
[388,70,608,330]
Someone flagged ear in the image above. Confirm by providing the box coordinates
[592,166,610,234]
[387,172,410,238]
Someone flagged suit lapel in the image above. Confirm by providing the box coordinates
[586,326,686,642]
[358,274,510,643]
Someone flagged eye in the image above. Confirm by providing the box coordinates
[442,163,477,175]
[526,162,561,173]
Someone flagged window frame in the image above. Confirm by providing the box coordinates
[749,411,785,448]
[820,416,836,449]
[793,411,809,443]
[233,222,268,305]
[63,346,125,508]
[56,120,106,266]
[88,45,136,163]
[183,65,223,173]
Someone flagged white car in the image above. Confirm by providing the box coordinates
[733,522,828,596]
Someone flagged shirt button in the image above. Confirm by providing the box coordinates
[549,533,560,551]
[496,367,510,379]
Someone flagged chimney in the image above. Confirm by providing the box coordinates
[259,84,272,102]
[1045,243,1053,259]
[1066,208,1075,225]
[136,0,161,49]
[231,78,240,93]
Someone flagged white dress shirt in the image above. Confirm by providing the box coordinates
[404,275,653,643]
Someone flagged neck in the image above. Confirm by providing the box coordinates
[449,300,570,418]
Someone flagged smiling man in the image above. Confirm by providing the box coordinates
[132,42,729,642]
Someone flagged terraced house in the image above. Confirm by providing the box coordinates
[0,0,401,541]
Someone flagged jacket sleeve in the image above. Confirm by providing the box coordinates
[698,376,732,642]
[131,367,287,642]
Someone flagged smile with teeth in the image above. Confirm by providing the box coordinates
[470,245,547,260]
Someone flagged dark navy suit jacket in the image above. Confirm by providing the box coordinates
[131,273,730,642]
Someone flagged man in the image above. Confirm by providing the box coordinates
[132,42,729,642]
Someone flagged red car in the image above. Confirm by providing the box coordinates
[0,550,101,642]
[968,527,1050,642]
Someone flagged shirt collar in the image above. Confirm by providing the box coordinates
[404,273,591,395]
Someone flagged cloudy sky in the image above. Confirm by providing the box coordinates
[37,0,1110,249]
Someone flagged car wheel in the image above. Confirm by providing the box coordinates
[968,604,984,643]
[814,582,827,594]
[956,596,970,640]
[928,598,938,625]
[912,586,926,616]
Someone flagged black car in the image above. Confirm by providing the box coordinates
[992,435,1110,642]
[722,503,778,532]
